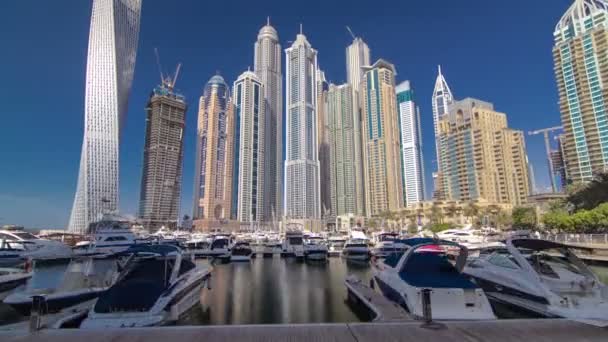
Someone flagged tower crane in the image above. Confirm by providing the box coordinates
[528,126,563,193]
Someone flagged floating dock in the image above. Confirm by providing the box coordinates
[344,276,410,322]
[1,320,607,342]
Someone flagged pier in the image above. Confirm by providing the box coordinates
[1,320,607,342]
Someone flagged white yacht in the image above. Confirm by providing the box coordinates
[374,238,496,320]
[304,235,328,261]
[4,256,118,316]
[327,236,347,257]
[282,230,304,258]
[81,245,212,328]
[230,241,253,262]
[74,214,148,256]
[371,232,404,258]
[205,234,232,258]
[464,238,608,320]
[0,267,32,300]
[342,240,371,261]
[0,229,72,265]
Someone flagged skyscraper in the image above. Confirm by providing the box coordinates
[254,19,282,221]
[437,98,530,206]
[138,77,187,231]
[316,69,332,218]
[361,59,404,215]
[68,0,142,233]
[396,81,425,207]
[327,83,362,216]
[234,70,265,224]
[554,0,608,183]
[431,65,454,200]
[284,29,321,220]
[345,34,370,216]
[192,75,236,231]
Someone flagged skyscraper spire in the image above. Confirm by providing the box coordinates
[431,65,454,199]
[299,23,303,35]
[267,16,270,25]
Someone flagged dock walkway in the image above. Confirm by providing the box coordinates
[345,276,411,322]
[2,320,606,342]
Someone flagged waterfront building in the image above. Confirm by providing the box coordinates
[361,59,404,215]
[437,98,530,206]
[317,69,332,218]
[327,83,363,216]
[234,71,265,224]
[396,81,425,207]
[554,0,608,183]
[138,78,187,231]
[254,19,283,221]
[284,29,321,220]
[552,134,569,190]
[68,0,142,233]
[346,35,370,216]
[431,66,454,200]
[192,75,236,231]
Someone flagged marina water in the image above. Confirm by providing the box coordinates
[1,259,607,326]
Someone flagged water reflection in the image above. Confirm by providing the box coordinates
[180,258,372,325]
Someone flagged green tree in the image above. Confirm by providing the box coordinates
[567,173,608,211]
[512,206,537,230]
[430,204,444,224]
[463,202,479,224]
[427,223,451,233]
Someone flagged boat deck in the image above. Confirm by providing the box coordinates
[344,276,411,322]
[1,320,606,342]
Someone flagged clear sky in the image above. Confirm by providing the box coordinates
[0,0,573,228]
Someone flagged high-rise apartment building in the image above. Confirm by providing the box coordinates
[138,80,186,231]
[192,75,236,231]
[437,98,530,206]
[284,30,321,220]
[361,59,404,215]
[396,81,425,207]
[316,69,332,218]
[234,71,265,223]
[554,0,608,183]
[431,66,454,200]
[68,0,142,233]
[345,35,370,215]
[327,83,363,216]
[254,20,283,221]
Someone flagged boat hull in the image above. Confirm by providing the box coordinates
[6,289,105,316]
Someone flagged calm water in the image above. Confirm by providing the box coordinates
[2,258,608,326]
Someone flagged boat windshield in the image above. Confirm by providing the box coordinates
[518,247,588,279]
[56,258,118,292]
[11,232,39,240]
[289,237,303,245]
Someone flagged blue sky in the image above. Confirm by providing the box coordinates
[0,0,572,228]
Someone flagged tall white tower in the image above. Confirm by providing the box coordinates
[396,81,425,206]
[68,0,142,233]
[284,29,321,220]
[254,19,283,221]
[234,71,265,223]
[346,34,370,216]
[431,65,453,199]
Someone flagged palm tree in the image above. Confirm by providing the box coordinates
[430,203,444,224]
[444,204,458,223]
[463,202,479,225]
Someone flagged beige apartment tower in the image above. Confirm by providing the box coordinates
[361,59,404,215]
[192,75,237,231]
[437,98,530,206]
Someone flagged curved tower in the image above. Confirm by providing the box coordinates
[192,75,235,231]
[68,0,142,233]
[554,0,608,183]
[254,19,283,222]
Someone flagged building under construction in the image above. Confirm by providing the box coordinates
[138,68,187,231]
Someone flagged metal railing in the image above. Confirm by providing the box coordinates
[542,233,608,245]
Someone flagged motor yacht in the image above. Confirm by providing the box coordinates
[0,267,32,300]
[230,241,253,262]
[464,238,608,320]
[342,240,371,261]
[262,239,282,257]
[304,235,328,261]
[282,230,304,258]
[80,245,212,328]
[371,232,404,258]
[204,234,232,258]
[73,214,148,256]
[0,229,72,265]
[4,256,118,316]
[374,238,496,320]
[327,236,347,257]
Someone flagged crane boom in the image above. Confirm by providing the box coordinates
[346,26,356,40]
[154,48,164,84]
[171,63,182,90]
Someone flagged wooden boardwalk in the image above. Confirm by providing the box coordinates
[1,320,606,342]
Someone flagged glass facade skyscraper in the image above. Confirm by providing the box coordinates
[68,0,142,233]
[554,0,608,183]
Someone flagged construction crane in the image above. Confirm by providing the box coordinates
[154,48,182,91]
[528,126,563,193]
[346,26,356,40]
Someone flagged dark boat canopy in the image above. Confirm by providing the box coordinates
[511,238,593,251]
[115,244,180,257]
[395,238,459,247]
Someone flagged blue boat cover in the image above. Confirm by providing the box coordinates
[383,252,404,268]
[398,253,477,289]
[115,244,180,257]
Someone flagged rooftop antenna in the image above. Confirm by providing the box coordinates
[346,26,356,40]
[438,65,442,75]
[267,16,270,25]
[299,23,303,35]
